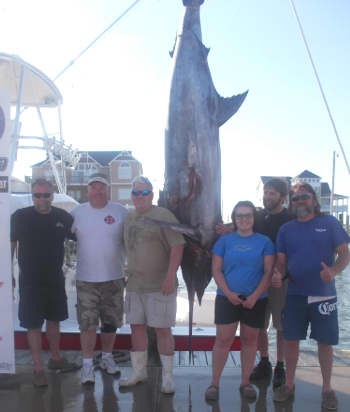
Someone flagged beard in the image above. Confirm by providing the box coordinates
[263,198,281,212]
[292,204,313,218]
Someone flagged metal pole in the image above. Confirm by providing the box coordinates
[11,65,25,174]
[330,151,336,215]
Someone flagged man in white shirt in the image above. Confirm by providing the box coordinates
[71,173,127,384]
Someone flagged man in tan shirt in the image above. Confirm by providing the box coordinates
[120,176,185,394]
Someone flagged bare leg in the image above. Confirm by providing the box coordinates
[27,328,43,371]
[211,323,237,387]
[240,324,259,386]
[130,324,148,351]
[100,332,116,353]
[46,320,61,360]
[318,342,333,392]
[276,330,285,363]
[257,328,269,357]
[155,327,174,355]
[284,340,299,389]
[80,328,97,359]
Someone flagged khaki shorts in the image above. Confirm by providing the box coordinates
[76,279,124,332]
[125,291,177,328]
[264,281,287,331]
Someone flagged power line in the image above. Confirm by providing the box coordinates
[53,0,142,81]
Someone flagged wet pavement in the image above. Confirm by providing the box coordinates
[1,350,350,411]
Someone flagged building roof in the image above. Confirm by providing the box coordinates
[295,170,321,179]
[77,150,138,165]
[113,150,137,161]
[260,176,292,185]
[32,150,136,168]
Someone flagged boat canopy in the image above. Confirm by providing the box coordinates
[0,52,62,107]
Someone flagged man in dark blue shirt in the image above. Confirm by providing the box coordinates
[273,183,350,410]
[11,178,76,387]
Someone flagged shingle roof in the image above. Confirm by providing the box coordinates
[31,150,135,167]
[260,176,292,185]
[82,151,131,166]
[295,170,321,179]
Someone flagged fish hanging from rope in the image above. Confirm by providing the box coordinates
[159,0,248,356]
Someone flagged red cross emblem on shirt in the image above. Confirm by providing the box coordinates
[104,215,115,224]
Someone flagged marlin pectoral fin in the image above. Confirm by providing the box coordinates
[217,90,249,127]
[143,217,199,239]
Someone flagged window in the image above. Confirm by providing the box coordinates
[118,162,132,180]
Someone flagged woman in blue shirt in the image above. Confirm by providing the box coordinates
[205,201,275,402]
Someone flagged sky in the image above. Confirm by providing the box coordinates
[1,0,349,220]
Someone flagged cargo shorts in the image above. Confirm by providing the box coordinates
[76,279,124,332]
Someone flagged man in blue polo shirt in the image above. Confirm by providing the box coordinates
[272,182,350,410]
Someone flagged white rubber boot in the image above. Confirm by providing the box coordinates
[160,354,175,394]
[119,351,147,387]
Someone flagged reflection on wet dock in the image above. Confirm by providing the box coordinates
[1,349,350,411]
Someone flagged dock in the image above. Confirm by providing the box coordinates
[1,348,350,411]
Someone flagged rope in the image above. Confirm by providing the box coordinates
[53,0,142,81]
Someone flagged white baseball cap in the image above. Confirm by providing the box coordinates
[88,174,109,186]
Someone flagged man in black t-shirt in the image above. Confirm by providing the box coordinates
[250,178,291,388]
[11,178,76,387]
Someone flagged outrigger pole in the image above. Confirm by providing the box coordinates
[289,0,350,177]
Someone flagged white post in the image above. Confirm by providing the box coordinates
[0,91,15,374]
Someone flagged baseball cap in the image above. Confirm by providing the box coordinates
[88,173,109,186]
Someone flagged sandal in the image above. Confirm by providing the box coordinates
[239,384,257,401]
[205,384,219,401]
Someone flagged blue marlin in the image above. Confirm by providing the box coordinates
[160,0,247,345]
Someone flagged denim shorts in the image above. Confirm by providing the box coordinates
[282,294,339,345]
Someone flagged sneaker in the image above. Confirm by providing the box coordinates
[81,365,95,385]
[33,370,48,387]
[250,359,272,381]
[100,355,120,375]
[273,365,286,388]
[321,390,338,410]
[273,384,295,402]
[48,357,79,372]
[239,384,257,401]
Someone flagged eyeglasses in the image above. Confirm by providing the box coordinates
[131,189,152,197]
[33,193,52,199]
[291,193,312,202]
[235,213,254,220]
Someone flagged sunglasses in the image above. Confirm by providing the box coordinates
[235,213,254,220]
[33,193,52,199]
[131,189,152,197]
[291,193,312,202]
